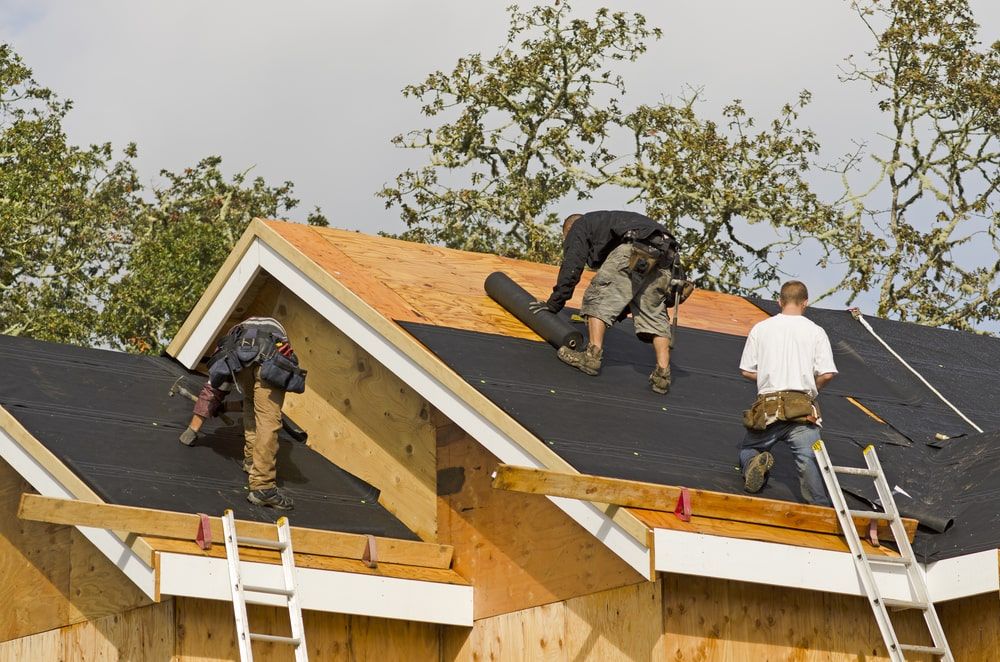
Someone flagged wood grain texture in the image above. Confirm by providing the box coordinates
[936,589,1000,662]
[0,459,149,644]
[266,221,769,339]
[437,426,642,619]
[495,464,918,542]
[19,493,452,570]
[272,286,440,541]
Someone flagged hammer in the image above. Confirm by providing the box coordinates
[169,377,235,426]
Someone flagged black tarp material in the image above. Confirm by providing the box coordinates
[401,306,1000,562]
[0,334,416,540]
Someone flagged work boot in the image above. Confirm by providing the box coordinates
[649,366,672,394]
[557,344,603,376]
[248,487,294,510]
[178,427,199,446]
[743,451,774,494]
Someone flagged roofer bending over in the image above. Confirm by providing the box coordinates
[179,317,307,510]
[738,281,837,506]
[533,210,693,394]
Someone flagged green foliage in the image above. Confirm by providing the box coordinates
[0,44,142,344]
[0,44,327,352]
[832,0,1000,330]
[588,90,840,294]
[102,158,329,353]
[378,3,659,263]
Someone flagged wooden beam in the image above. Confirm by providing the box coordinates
[18,494,453,570]
[492,465,918,542]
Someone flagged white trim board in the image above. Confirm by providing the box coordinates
[158,552,473,626]
[173,237,651,577]
[0,426,157,599]
[654,528,999,603]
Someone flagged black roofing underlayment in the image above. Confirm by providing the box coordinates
[402,303,1000,562]
[0,334,416,540]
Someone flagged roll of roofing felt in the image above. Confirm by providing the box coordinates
[484,271,584,350]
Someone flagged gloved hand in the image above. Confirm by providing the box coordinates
[527,300,551,315]
[179,427,199,446]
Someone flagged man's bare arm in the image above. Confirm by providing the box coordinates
[741,370,757,382]
[815,372,836,390]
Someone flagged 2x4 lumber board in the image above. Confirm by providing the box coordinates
[146,537,468,586]
[256,220,650,549]
[492,464,918,542]
[18,494,453,570]
[0,406,156,565]
[165,220,259,358]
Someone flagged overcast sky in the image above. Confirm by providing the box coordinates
[2,0,998,311]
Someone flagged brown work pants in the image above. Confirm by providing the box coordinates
[237,366,285,491]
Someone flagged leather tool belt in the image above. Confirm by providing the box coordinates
[742,390,821,431]
[625,231,675,276]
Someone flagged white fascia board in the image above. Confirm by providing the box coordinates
[175,241,262,368]
[654,528,999,603]
[0,427,156,599]
[158,552,473,626]
[175,238,650,577]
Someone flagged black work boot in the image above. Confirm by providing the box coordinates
[178,427,199,446]
[649,366,672,394]
[743,451,774,494]
[557,344,603,376]
[248,487,294,510]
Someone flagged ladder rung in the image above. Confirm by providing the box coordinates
[243,584,294,597]
[847,509,894,521]
[899,643,946,655]
[237,536,287,551]
[864,554,912,566]
[881,598,929,610]
[249,632,301,646]
[831,465,879,477]
[245,597,285,607]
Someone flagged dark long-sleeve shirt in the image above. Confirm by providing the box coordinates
[545,210,669,312]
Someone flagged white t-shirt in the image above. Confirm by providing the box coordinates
[739,313,838,399]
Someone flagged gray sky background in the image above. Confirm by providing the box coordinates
[2,0,998,314]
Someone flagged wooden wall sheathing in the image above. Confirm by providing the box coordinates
[435,417,643,619]
[0,458,150,644]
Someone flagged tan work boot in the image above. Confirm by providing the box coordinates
[649,366,672,394]
[557,344,603,376]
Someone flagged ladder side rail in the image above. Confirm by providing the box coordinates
[223,511,255,662]
[864,448,954,662]
[814,442,906,662]
[277,517,308,662]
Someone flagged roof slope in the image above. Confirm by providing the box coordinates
[0,333,416,539]
[260,223,1000,562]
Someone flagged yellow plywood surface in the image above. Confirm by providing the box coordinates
[267,221,769,339]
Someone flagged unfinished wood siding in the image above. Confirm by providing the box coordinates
[0,601,174,661]
[0,458,150,643]
[174,597,441,661]
[271,285,439,541]
[436,420,643,619]
[937,591,1000,662]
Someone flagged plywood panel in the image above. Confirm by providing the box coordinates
[564,579,664,661]
[937,591,1000,662]
[272,286,438,541]
[663,573,937,661]
[0,627,62,661]
[267,222,769,340]
[0,458,148,643]
[437,426,642,619]
[174,596,443,661]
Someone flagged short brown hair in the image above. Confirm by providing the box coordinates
[779,280,809,306]
[563,214,583,235]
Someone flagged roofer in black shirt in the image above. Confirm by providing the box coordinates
[532,210,693,394]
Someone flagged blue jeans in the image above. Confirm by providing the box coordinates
[739,422,831,506]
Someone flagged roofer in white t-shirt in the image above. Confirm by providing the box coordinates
[738,281,838,506]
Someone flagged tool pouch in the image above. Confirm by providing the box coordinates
[627,244,659,276]
[260,352,308,394]
[742,391,820,431]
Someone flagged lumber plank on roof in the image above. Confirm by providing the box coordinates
[492,465,918,542]
[18,494,453,569]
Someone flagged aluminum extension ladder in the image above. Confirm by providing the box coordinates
[221,510,308,661]
[813,442,952,661]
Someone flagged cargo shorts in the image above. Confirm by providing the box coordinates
[581,243,673,341]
